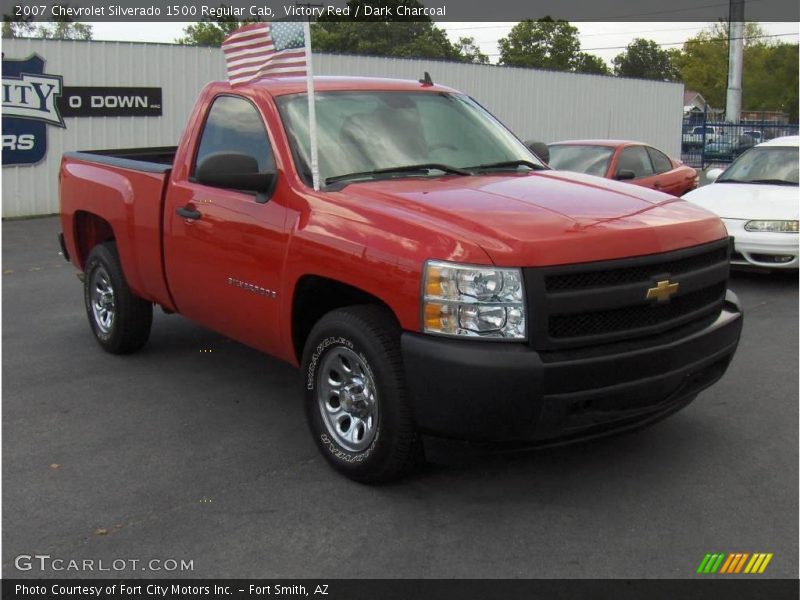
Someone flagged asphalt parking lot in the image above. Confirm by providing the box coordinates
[3,216,797,579]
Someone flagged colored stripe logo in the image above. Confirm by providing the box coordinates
[697,553,773,574]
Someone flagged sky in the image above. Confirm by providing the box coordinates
[89,21,800,65]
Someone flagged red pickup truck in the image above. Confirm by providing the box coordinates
[59,76,742,482]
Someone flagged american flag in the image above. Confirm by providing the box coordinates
[222,22,308,86]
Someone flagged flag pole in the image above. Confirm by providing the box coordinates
[302,21,320,191]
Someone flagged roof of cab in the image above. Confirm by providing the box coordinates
[758,135,799,147]
[210,75,458,96]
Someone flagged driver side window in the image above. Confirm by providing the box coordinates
[193,95,275,174]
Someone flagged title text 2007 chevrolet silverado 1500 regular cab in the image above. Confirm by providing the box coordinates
[60,77,743,482]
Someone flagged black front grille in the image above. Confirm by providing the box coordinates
[545,245,728,291]
[549,283,726,339]
[524,239,731,351]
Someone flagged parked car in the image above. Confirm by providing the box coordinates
[703,134,757,161]
[59,76,742,482]
[683,125,722,149]
[547,140,699,196]
[684,136,799,269]
[742,130,763,144]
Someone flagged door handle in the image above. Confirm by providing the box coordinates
[176,206,202,220]
[653,181,663,188]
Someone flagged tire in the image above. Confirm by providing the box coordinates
[83,242,152,354]
[301,305,420,483]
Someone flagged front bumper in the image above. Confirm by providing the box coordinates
[723,219,799,269]
[401,291,742,443]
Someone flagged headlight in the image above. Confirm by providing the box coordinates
[422,260,526,340]
[744,220,799,233]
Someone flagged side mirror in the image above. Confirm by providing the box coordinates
[195,152,276,198]
[524,140,549,164]
[706,168,724,182]
[616,169,636,181]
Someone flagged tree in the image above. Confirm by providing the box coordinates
[3,5,92,39]
[497,17,608,74]
[2,14,35,38]
[311,1,472,62]
[498,18,581,71]
[176,10,256,46]
[741,42,798,120]
[671,21,800,121]
[35,21,92,40]
[574,52,609,75]
[455,36,489,65]
[612,38,679,81]
[177,1,482,63]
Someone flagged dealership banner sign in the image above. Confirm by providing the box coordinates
[2,54,163,166]
[58,87,162,117]
[1,54,63,165]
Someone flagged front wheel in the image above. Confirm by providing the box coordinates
[84,242,153,354]
[301,306,420,483]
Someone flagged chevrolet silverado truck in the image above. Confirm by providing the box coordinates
[59,77,743,482]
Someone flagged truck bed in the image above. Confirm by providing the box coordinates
[63,146,177,173]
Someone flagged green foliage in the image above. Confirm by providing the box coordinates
[176,9,256,46]
[673,22,798,121]
[312,20,460,60]
[742,43,798,119]
[36,22,93,40]
[177,1,485,63]
[3,4,92,39]
[2,14,35,38]
[498,18,580,70]
[574,52,610,74]
[612,38,679,81]
[454,36,489,65]
[312,1,475,62]
[498,17,608,74]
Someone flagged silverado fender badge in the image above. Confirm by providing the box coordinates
[227,277,277,299]
[646,279,679,303]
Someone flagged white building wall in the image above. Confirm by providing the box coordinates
[1,38,683,217]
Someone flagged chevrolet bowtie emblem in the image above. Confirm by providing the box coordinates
[647,279,680,303]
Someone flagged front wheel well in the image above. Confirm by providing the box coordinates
[291,275,398,363]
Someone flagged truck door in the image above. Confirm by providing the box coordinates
[163,94,288,356]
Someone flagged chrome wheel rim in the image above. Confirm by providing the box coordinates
[317,347,379,452]
[90,266,115,334]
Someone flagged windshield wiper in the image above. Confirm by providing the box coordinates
[325,163,472,186]
[466,159,547,172]
[719,178,796,186]
[744,178,797,186]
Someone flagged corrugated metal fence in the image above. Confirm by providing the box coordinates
[2,38,683,217]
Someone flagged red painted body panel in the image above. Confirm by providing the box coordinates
[59,159,175,310]
[60,78,727,367]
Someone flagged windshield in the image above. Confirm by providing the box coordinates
[718,146,799,185]
[547,144,614,176]
[275,91,541,185]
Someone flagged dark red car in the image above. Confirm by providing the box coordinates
[547,139,699,196]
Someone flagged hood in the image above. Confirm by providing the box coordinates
[336,170,727,266]
[683,182,799,221]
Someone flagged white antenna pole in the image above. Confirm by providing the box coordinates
[303,21,320,191]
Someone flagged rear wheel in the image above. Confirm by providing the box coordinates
[84,242,152,354]
[302,305,420,483]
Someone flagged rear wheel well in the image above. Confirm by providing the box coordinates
[292,276,397,363]
[73,212,115,269]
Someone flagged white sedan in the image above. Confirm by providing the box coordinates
[683,136,799,269]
